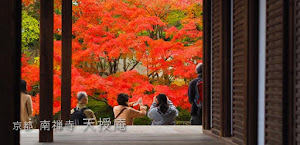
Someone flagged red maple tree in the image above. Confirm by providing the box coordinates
[21,0,203,115]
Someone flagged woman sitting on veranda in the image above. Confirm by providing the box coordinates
[113,93,147,125]
[148,94,178,125]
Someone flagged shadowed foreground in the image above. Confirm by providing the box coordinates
[21,126,225,145]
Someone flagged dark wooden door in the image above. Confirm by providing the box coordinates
[211,0,232,137]
[265,0,290,144]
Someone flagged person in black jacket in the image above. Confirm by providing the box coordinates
[188,63,203,125]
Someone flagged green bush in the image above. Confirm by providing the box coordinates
[86,96,114,120]
[176,107,191,121]
[134,116,152,125]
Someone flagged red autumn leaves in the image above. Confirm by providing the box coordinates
[21,0,203,115]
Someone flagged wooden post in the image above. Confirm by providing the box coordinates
[203,0,212,130]
[248,0,259,144]
[288,0,295,144]
[221,0,232,137]
[39,0,54,142]
[0,0,21,144]
[61,0,72,123]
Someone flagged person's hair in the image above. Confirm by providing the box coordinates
[156,94,169,114]
[20,79,28,94]
[117,93,129,106]
[77,91,88,101]
[196,63,203,74]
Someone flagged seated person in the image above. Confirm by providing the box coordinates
[71,91,97,125]
[148,94,178,125]
[113,93,147,125]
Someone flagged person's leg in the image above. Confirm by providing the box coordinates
[198,107,202,125]
[190,116,201,125]
[191,107,202,125]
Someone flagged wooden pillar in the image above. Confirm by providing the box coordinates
[221,0,232,137]
[39,0,54,142]
[0,0,21,144]
[290,0,296,144]
[203,0,212,130]
[248,0,259,144]
[61,0,72,123]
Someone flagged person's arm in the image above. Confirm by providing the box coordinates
[147,108,158,120]
[188,80,196,104]
[150,102,157,110]
[167,99,175,107]
[167,99,179,117]
[26,96,33,117]
[148,100,157,120]
[84,110,98,125]
[130,106,147,118]
[92,112,97,125]
[150,96,158,110]
[128,102,135,107]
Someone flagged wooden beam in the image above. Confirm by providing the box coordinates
[61,0,72,123]
[39,0,54,142]
[203,0,212,130]
[0,0,21,144]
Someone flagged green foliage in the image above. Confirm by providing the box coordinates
[190,4,202,19]
[86,96,114,120]
[22,0,40,20]
[54,33,62,41]
[134,116,152,125]
[166,10,186,28]
[176,107,191,121]
[22,11,39,53]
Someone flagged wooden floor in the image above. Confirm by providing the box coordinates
[21,126,225,145]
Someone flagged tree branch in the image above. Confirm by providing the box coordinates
[89,95,109,105]
[129,61,140,71]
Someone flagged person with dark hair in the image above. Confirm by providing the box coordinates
[20,79,33,128]
[147,94,178,125]
[117,93,129,106]
[188,63,203,125]
[113,93,147,125]
[70,91,97,125]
